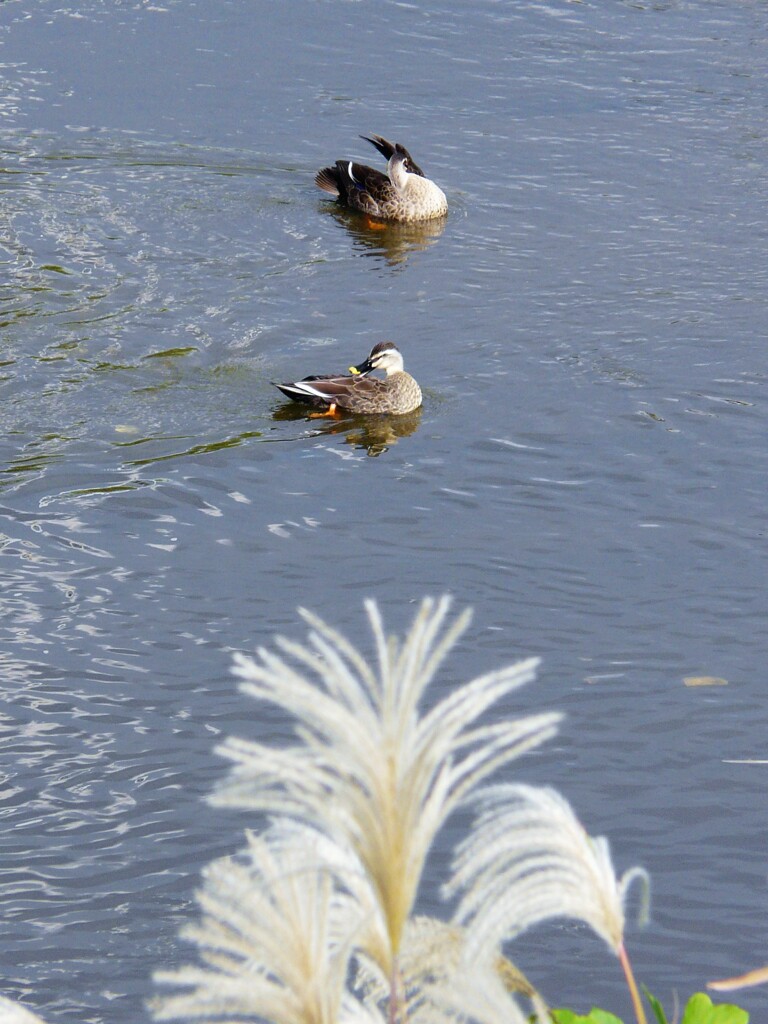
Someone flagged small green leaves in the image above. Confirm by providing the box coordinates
[551,1009,625,1024]
[643,986,668,1024]
[680,992,749,1024]
[552,993,749,1024]
[644,990,749,1024]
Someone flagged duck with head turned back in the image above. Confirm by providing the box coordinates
[315,134,447,223]
[273,342,422,417]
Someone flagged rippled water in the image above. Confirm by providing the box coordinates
[2,1,767,1021]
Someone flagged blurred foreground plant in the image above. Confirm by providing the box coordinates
[151,598,666,1024]
[447,784,650,1024]
[1,599,752,1024]
[0,996,49,1024]
[154,826,374,1024]
[211,597,559,989]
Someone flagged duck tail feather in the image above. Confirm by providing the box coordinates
[361,134,395,160]
[314,167,340,196]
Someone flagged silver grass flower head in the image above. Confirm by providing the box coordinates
[0,999,49,1024]
[446,783,650,958]
[422,959,531,1024]
[387,917,540,1024]
[355,915,547,1024]
[211,597,561,972]
[153,825,379,1024]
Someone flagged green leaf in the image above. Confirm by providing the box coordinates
[680,991,749,1024]
[643,986,669,1024]
[551,1010,625,1024]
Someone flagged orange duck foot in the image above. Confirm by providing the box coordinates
[309,403,341,419]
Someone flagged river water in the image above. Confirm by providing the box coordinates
[1,1,767,1021]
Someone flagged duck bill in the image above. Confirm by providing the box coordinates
[349,356,373,376]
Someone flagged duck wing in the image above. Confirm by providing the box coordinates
[315,160,400,214]
[324,375,391,411]
[316,160,392,194]
[361,135,426,177]
[288,376,393,411]
[273,371,375,409]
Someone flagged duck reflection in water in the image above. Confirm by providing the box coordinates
[273,403,422,458]
[324,205,447,266]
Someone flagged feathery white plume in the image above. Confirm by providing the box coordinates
[447,783,649,957]
[0,998,49,1024]
[153,825,379,1024]
[211,597,560,972]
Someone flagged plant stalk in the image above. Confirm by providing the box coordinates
[388,959,403,1024]
[618,941,648,1024]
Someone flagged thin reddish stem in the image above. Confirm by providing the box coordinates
[618,941,648,1024]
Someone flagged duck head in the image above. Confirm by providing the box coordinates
[350,341,404,377]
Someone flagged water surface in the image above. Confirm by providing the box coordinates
[1,2,767,1021]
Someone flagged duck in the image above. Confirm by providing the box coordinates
[315,134,447,223]
[273,341,422,416]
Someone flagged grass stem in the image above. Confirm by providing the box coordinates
[618,941,648,1024]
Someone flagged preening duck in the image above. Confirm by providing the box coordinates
[273,341,422,416]
[315,135,447,223]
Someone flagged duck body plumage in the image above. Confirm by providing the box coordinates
[273,341,422,416]
[315,135,447,223]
